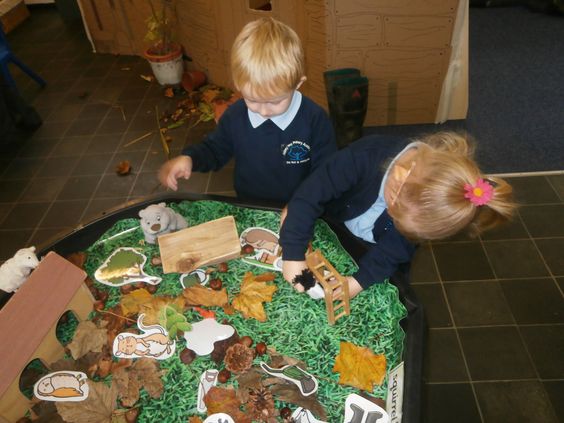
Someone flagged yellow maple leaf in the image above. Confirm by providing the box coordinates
[120,288,153,316]
[332,341,387,391]
[232,272,277,322]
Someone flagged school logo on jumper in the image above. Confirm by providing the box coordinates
[283,141,311,164]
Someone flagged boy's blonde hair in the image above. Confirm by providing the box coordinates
[389,132,516,241]
[231,17,304,98]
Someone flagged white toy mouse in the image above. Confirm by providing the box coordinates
[139,203,188,244]
[0,246,40,293]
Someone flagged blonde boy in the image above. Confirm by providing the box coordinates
[159,17,336,202]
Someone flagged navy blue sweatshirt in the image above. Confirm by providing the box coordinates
[280,135,418,288]
[182,96,336,203]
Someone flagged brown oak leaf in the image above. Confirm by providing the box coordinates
[67,321,108,360]
[56,381,117,423]
[114,358,165,407]
[182,284,228,307]
[332,341,387,391]
[231,272,277,322]
[204,387,250,423]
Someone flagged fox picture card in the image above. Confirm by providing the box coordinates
[94,247,161,287]
[239,227,283,272]
[158,216,241,274]
[34,371,89,402]
[113,313,175,360]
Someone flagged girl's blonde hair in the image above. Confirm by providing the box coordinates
[231,17,304,98]
[390,132,516,241]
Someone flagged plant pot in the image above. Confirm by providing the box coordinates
[145,43,184,86]
[182,70,207,92]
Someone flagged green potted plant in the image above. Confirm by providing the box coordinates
[144,0,183,85]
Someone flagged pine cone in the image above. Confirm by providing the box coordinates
[224,343,254,373]
[246,388,276,422]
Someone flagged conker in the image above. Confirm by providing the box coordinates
[93,300,105,311]
[120,284,134,295]
[255,342,267,356]
[97,290,109,302]
[217,262,229,272]
[217,368,231,383]
[180,348,196,365]
[125,407,139,423]
[280,407,292,419]
[209,278,223,290]
[146,284,158,294]
[240,335,253,347]
[242,244,255,254]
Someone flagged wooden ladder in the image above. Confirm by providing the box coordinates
[306,250,350,325]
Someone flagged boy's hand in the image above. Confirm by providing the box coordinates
[158,156,193,191]
[282,260,308,292]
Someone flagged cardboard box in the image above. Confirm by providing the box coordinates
[78,0,468,125]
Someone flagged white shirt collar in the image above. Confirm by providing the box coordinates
[247,90,302,130]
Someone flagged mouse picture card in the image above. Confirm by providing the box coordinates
[239,227,283,272]
[112,313,175,360]
[33,371,89,402]
[95,247,161,287]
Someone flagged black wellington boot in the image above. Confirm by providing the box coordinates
[332,76,369,148]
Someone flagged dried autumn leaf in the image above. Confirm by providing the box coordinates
[235,368,263,403]
[56,381,117,423]
[332,341,387,391]
[182,284,228,307]
[115,160,131,176]
[32,401,65,423]
[50,352,103,378]
[138,295,186,325]
[204,387,250,423]
[113,366,140,408]
[269,383,327,421]
[120,288,153,316]
[188,417,203,423]
[113,358,164,408]
[67,321,108,360]
[232,272,277,322]
[164,87,174,98]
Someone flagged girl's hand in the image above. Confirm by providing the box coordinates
[282,260,308,292]
[158,156,193,191]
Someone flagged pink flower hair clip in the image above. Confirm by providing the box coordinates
[464,178,494,206]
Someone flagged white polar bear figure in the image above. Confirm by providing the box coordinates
[139,202,188,244]
[0,246,40,293]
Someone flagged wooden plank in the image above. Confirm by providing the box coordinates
[158,216,241,274]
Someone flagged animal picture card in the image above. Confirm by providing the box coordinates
[183,318,235,356]
[94,247,161,287]
[203,413,235,423]
[34,371,89,402]
[239,227,283,272]
[344,393,390,423]
[292,407,327,423]
[196,369,219,413]
[260,362,318,397]
[113,313,175,360]
[180,268,209,288]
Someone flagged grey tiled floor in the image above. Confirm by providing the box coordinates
[1,7,563,423]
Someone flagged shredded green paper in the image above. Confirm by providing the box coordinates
[80,200,407,422]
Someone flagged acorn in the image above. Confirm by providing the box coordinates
[255,342,267,356]
[280,407,292,420]
[209,278,223,291]
[180,348,196,365]
[241,244,255,254]
[217,369,231,384]
[217,262,229,273]
[240,335,253,348]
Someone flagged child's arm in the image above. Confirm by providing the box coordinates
[158,156,192,191]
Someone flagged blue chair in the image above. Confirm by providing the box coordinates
[0,23,46,92]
